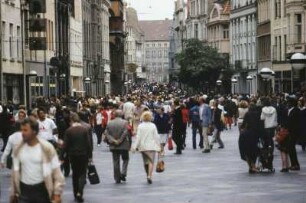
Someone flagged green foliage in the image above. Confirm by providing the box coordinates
[175,39,232,92]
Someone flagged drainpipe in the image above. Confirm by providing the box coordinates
[0,0,3,102]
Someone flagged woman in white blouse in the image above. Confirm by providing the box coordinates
[132,111,161,184]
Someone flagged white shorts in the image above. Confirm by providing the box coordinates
[159,134,169,144]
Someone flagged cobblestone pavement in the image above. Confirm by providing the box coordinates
[1,126,306,203]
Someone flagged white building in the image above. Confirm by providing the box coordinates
[139,20,172,83]
[70,0,84,96]
[125,7,146,84]
[230,0,257,94]
[0,0,24,105]
[186,0,214,41]
[207,1,230,54]
[170,0,188,81]
[271,0,306,93]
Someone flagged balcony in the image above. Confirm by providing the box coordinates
[109,18,123,34]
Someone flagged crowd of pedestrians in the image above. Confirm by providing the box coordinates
[0,82,306,202]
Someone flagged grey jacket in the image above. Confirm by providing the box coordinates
[105,118,130,151]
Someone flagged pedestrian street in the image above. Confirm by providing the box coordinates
[1,126,306,203]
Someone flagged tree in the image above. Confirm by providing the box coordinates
[175,39,232,93]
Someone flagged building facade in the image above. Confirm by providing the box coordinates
[186,0,214,41]
[170,0,188,82]
[109,0,126,94]
[230,0,257,94]
[82,0,111,97]
[139,20,172,83]
[207,0,231,54]
[25,0,57,101]
[1,0,25,105]
[271,0,306,93]
[125,7,146,84]
[69,0,84,97]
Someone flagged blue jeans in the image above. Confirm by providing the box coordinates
[192,122,203,149]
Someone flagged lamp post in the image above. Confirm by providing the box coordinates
[290,53,306,93]
[28,70,38,109]
[231,78,238,94]
[259,67,273,95]
[124,81,128,95]
[59,74,66,96]
[246,75,253,95]
[216,80,222,94]
[84,77,91,97]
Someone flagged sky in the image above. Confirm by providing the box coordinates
[127,0,175,20]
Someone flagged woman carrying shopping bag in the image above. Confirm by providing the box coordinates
[132,111,161,184]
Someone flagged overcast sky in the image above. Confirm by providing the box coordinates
[128,0,175,20]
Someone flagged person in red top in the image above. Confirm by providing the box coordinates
[93,106,109,146]
[181,103,189,149]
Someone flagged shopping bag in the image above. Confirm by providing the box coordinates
[168,137,173,150]
[156,160,165,173]
[87,164,100,185]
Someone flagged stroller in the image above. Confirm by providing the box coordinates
[257,139,275,173]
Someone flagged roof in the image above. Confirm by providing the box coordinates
[126,7,144,35]
[139,19,172,41]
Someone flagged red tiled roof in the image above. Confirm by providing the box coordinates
[139,20,172,41]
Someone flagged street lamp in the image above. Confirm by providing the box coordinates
[84,77,91,96]
[290,53,306,92]
[231,78,238,94]
[247,75,253,95]
[59,73,66,80]
[291,53,306,70]
[27,70,37,109]
[59,74,66,96]
[216,80,222,94]
[260,67,273,95]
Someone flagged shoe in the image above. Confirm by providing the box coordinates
[147,177,152,184]
[218,146,224,149]
[280,168,289,173]
[97,144,101,147]
[248,169,259,174]
[174,152,182,155]
[116,180,121,184]
[289,166,300,171]
[202,149,210,153]
[75,193,84,203]
[120,175,126,182]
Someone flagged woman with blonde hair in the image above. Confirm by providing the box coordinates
[238,100,249,132]
[132,111,161,184]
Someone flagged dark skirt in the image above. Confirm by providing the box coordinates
[239,130,260,162]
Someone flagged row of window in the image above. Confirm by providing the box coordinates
[147,62,168,67]
[1,22,22,60]
[146,43,168,48]
[146,50,168,58]
[231,0,255,9]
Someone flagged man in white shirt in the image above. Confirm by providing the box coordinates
[37,108,58,144]
[122,97,135,124]
[10,118,64,203]
[0,130,22,169]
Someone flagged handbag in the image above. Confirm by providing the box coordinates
[168,137,173,150]
[6,151,13,169]
[156,160,165,173]
[207,126,214,136]
[87,164,100,185]
[275,128,289,144]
